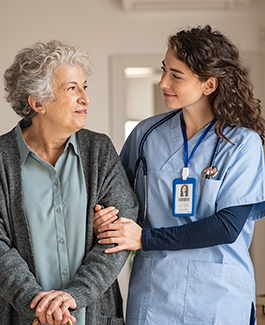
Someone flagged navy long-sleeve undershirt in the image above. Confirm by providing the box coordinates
[141,204,252,251]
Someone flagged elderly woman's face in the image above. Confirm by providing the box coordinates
[43,66,90,135]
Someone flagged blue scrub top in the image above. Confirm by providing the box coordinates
[121,110,265,325]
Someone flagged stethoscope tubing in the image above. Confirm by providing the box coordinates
[137,109,182,159]
[134,109,181,225]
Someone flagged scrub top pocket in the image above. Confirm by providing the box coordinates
[196,178,222,219]
[183,260,245,324]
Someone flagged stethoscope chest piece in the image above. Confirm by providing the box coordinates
[202,166,218,179]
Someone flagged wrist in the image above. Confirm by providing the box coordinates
[139,228,143,249]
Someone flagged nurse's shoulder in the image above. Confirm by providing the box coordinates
[224,125,263,152]
[120,109,180,181]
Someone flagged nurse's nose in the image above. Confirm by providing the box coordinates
[159,73,170,90]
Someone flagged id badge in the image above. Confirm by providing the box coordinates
[172,178,196,217]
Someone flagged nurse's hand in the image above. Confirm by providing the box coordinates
[97,217,143,253]
[93,204,119,236]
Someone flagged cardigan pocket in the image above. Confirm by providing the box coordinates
[98,315,124,325]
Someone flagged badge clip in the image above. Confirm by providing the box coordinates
[182,167,189,181]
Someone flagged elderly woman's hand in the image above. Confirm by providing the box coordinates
[93,205,119,236]
[30,290,77,324]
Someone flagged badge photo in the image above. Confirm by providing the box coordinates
[172,178,196,217]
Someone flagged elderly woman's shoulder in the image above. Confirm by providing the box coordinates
[0,127,17,148]
[0,128,18,164]
[77,128,111,142]
[77,128,116,151]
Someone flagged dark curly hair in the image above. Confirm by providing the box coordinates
[168,25,265,144]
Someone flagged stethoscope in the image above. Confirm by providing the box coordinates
[134,108,220,225]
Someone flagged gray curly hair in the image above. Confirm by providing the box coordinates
[4,40,92,120]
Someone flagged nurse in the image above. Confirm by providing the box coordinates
[94,25,265,324]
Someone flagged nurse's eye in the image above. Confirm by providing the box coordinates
[173,74,181,80]
[161,66,166,73]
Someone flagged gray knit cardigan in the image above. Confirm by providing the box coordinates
[0,125,138,325]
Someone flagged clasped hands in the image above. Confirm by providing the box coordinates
[30,290,77,324]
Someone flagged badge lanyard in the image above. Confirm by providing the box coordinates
[181,112,216,180]
[172,112,216,217]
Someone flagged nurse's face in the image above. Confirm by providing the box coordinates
[159,48,208,111]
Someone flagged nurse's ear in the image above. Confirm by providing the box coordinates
[202,77,218,96]
[28,95,45,115]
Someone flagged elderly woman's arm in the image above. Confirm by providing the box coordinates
[62,134,139,309]
[0,133,43,321]
[0,217,41,320]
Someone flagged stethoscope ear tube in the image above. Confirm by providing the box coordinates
[134,156,148,226]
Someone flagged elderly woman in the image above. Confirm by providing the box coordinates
[0,40,138,325]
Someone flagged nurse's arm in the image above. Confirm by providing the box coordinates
[95,204,252,252]
[97,217,143,253]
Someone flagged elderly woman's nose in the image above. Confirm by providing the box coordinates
[78,89,90,105]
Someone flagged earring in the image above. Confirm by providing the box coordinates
[41,110,45,114]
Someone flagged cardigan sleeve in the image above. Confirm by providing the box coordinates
[0,226,42,319]
[0,129,43,320]
[61,130,139,309]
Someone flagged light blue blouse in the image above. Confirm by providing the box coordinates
[15,122,86,325]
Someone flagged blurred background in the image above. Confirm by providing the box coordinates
[1,0,265,315]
